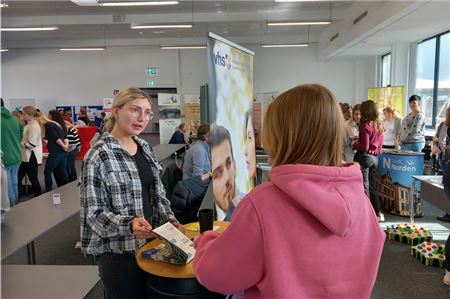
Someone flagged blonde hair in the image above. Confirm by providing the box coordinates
[35,111,59,135]
[22,106,38,117]
[263,84,344,167]
[104,87,152,132]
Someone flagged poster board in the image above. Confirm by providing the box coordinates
[207,32,255,220]
[368,86,405,117]
[158,93,181,144]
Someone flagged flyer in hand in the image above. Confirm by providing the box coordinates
[141,222,195,265]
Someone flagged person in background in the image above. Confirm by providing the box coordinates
[169,123,189,145]
[0,98,23,207]
[98,111,107,134]
[182,124,211,179]
[60,109,73,124]
[340,102,353,122]
[399,95,426,152]
[344,104,361,162]
[18,106,43,198]
[436,107,450,223]
[441,124,450,289]
[244,110,257,180]
[79,87,183,299]
[77,107,90,126]
[353,100,384,221]
[65,121,81,182]
[194,84,385,298]
[382,106,402,149]
[189,120,201,143]
[12,110,25,127]
[43,110,69,192]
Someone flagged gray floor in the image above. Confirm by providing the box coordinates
[3,156,450,298]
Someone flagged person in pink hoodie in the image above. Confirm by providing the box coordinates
[193,84,385,299]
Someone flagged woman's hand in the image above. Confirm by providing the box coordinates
[132,217,156,239]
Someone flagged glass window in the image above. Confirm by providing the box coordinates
[416,38,436,127]
[381,53,391,87]
[436,32,450,126]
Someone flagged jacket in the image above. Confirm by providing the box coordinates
[79,132,178,256]
[170,176,209,224]
[194,163,385,299]
[0,107,23,167]
[21,119,43,164]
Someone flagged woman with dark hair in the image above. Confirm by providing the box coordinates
[43,110,69,191]
[353,100,384,221]
[399,95,426,152]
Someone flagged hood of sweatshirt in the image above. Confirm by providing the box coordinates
[1,107,13,119]
[269,163,365,237]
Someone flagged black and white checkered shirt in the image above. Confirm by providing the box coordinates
[79,132,177,256]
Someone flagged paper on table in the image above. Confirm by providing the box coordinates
[153,222,195,264]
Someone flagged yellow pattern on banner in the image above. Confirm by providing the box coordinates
[368,86,405,117]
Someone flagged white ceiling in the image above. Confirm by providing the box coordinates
[1,0,449,59]
[0,1,350,47]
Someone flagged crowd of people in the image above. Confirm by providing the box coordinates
[2,84,450,297]
[0,99,96,210]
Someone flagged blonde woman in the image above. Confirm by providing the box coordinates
[382,106,401,149]
[194,84,385,298]
[79,87,182,298]
[18,106,43,198]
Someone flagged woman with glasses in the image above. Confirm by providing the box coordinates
[79,87,182,299]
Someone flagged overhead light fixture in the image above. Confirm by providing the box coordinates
[0,3,8,8]
[160,45,206,49]
[274,0,324,2]
[1,26,59,32]
[59,47,105,51]
[267,21,331,26]
[98,1,179,7]
[0,48,9,52]
[131,24,192,29]
[261,43,309,48]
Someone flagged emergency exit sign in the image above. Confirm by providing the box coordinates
[147,68,158,75]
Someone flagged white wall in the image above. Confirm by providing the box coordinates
[1,44,374,112]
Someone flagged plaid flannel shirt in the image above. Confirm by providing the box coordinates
[79,132,177,256]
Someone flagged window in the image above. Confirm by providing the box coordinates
[381,53,391,87]
[415,31,450,128]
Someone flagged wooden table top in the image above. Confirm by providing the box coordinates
[136,221,229,279]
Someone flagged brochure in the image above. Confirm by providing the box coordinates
[141,222,195,265]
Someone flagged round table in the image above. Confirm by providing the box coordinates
[136,221,229,299]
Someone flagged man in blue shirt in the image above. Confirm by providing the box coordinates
[169,123,188,145]
[182,124,211,179]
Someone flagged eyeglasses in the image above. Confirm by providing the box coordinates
[128,105,154,120]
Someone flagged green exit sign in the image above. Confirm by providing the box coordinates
[147,80,155,87]
[147,68,158,75]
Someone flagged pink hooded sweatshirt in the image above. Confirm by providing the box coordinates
[194,163,385,299]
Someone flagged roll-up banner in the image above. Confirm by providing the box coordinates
[207,32,255,220]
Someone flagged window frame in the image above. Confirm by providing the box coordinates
[416,30,449,129]
[380,52,391,87]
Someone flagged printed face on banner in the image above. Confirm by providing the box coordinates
[208,35,255,221]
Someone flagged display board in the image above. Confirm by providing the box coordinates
[207,32,255,220]
[368,86,405,117]
[158,93,182,144]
